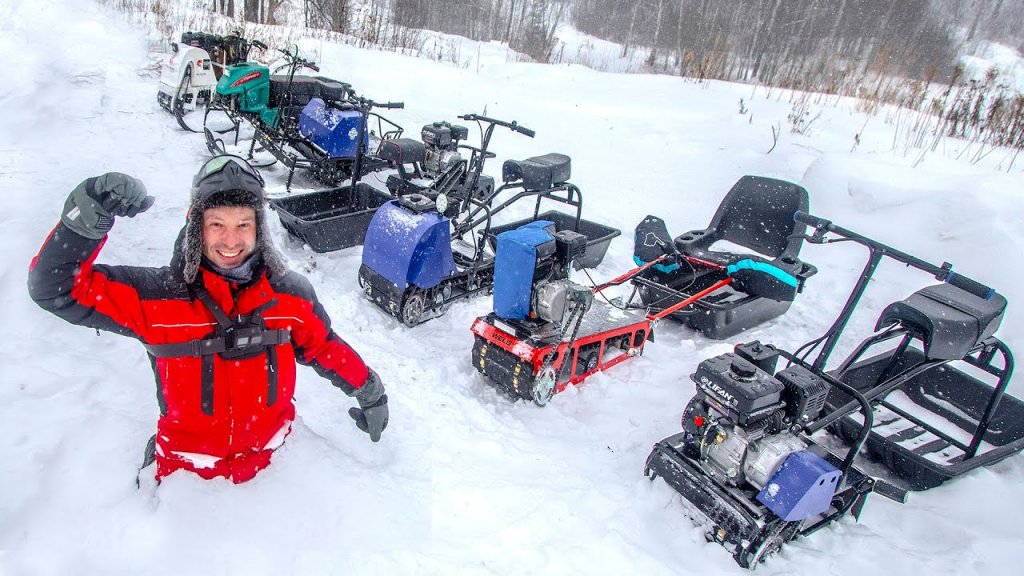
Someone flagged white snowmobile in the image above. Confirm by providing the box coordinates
[158,32,265,133]
[157,33,220,131]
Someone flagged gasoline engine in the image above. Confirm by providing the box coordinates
[678,342,834,492]
[420,121,468,179]
[470,222,596,403]
[496,223,593,334]
[643,340,886,568]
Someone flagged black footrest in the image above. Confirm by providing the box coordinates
[911,438,951,455]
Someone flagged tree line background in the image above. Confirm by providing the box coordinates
[217,1,1023,84]
[115,0,1024,164]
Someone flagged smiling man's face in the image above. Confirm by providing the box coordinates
[202,205,257,269]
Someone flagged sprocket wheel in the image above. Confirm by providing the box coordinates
[532,367,557,406]
[400,292,425,327]
[735,520,800,569]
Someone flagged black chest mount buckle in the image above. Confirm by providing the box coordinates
[145,287,291,359]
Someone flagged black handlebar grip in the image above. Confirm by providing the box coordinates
[253,40,268,50]
[943,271,996,300]
[517,126,536,137]
[793,211,831,230]
[382,102,405,109]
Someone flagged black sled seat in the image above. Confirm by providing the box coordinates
[269,75,352,109]
[877,283,1006,361]
[826,283,1023,490]
[502,153,572,191]
[637,175,818,339]
[379,138,428,197]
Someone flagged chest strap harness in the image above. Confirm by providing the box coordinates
[145,287,291,360]
[144,286,290,411]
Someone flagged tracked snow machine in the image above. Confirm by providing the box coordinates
[469,196,810,405]
[645,211,1023,568]
[203,45,404,189]
[359,115,620,327]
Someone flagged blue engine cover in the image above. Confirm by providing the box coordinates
[756,450,842,522]
[494,221,556,320]
[299,98,366,158]
[362,200,457,290]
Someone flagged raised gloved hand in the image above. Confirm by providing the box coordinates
[348,369,389,442]
[61,173,155,239]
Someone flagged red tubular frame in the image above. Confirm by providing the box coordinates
[471,254,733,395]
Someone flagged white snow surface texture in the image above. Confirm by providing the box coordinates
[2,1,1024,575]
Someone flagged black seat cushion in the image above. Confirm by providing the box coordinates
[502,153,571,190]
[269,75,320,108]
[313,76,351,102]
[876,283,1006,361]
[379,138,426,164]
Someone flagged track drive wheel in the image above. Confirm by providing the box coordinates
[576,348,599,376]
[401,292,425,327]
[735,520,800,569]
[532,367,557,406]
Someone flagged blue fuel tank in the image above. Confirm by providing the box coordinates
[299,98,366,158]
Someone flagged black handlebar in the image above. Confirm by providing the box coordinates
[793,210,831,231]
[942,270,995,300]
[252,40,268,51]
[352,97,404,110]
[276,48,318,70]
[793,210,995,300]
[458,114,535,137]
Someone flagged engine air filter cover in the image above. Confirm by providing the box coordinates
[692,353,784,425]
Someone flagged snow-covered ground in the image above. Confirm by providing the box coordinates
[2,0,1023,574]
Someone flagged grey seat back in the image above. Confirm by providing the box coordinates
[675,176,809,261]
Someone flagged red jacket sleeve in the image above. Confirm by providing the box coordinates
[28,222,153,339]
[272,270,370,395]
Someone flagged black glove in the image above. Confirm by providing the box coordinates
[61,173,155,240]
[348,369,388,442]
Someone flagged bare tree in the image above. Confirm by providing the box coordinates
[307,0,351,32]
[211,0,235,16]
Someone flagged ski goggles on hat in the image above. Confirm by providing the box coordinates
[192,154,265,202]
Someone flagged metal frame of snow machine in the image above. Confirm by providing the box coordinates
[644,210,1021,568]
[793,212,1022,490]
[359,117,620,327]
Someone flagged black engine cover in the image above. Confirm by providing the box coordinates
[692,353,784,425]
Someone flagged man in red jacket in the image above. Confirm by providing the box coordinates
[28,155,389,483]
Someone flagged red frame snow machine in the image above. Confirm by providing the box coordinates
[471,247,731,405]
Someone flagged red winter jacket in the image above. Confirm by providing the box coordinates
[28,222,371,483]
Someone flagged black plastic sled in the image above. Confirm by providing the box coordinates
[633,176,817,339]
[645,210,1021,568]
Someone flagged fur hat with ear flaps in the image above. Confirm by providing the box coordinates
[175,156,288,285]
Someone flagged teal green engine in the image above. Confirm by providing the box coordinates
[215,62,279,128]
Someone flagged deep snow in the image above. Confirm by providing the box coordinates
[1,1,1023,574]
